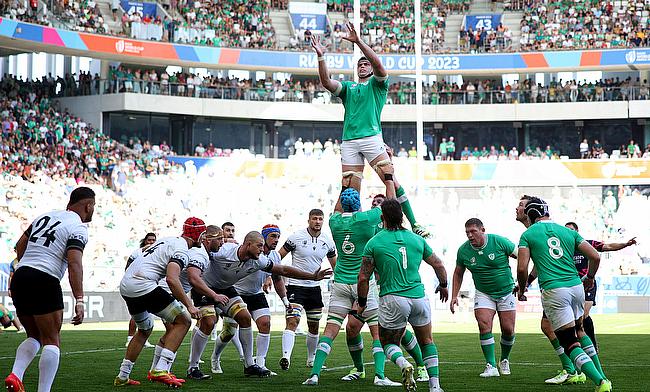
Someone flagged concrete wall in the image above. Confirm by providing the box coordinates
[56,93,640,132]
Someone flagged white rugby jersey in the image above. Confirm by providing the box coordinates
[159,246,209,294]
[283,228,336,287]
[18,210,89,280]
[234,250,280,296]
[126,248,143,268]
[120,237,190,297]
[203,242,274,290]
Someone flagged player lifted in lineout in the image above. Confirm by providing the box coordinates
[311,21,429,239]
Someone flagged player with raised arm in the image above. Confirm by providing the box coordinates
[311,22,429,238]
[125,232,157,348]
[278,209,337,370]
[303,169,399,387]
[517,198,612,392]
[188,231,331,378]
[358,199,448,392]
[5,186,95,392]
[451,218,518,378]
[114,217,211,388]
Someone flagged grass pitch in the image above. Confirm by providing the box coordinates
[0,314,648,392]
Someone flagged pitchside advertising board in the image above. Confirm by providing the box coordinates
[1,17,650,72]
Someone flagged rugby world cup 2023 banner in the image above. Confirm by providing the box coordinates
[1,18,650,73]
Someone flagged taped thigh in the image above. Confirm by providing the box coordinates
[199,305,216,318]
[132,311,155,331]
[342,170,363,180]
[286,303,303,319]
[306,308,323,322]
[227,300,248,319]
[155,300,188,324]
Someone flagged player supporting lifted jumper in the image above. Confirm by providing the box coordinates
[302,167,400,387]
[517,198,612,392]
[358,199,449,392]
[311,21,429,239]
[451,218,518,378]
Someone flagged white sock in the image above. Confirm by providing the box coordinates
[306,332,319,363]
[212,336,228,364]
[429,376,440,389]
[395,356,410,370]
[12,337,41,379]
[37,345,60,392]
[151,345,163,371]
[231,328,244,358]
[118,358,135,380]
[256,333,271,369]
[239,327,254,367]
[282,330,296,359]
[155,348,176,372]
[189,328,209,369]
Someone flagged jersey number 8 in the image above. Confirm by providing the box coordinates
[547,237,564,259]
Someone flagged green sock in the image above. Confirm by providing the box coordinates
[500,334,515,361]
[347,334,364,372]
[579,335,605,379]
[422,342,440,386]
[396,186,418,227]
[568,347,604,386]
[384,344,410,369]
[401,330,424,367]
[479,333,497,367]
[550,338,576,373]
[311,336,333,377]
[372,339,386,379]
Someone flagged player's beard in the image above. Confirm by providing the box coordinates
[358,71,373,79]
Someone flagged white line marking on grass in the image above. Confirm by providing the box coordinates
[322,359,649,372]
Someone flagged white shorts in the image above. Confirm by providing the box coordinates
[541,284,585,331]
[328,280,379,316]
[379,294,431,330]
[474,290,517,312]
[341,133,386,166]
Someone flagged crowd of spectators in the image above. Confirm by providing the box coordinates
[4,0,650,55]
[459,23,513,52]
[45,67,650,107]
[53,0,109,34]
[170,0,276,49]
[519,0,650,51]
[0,75,175,186]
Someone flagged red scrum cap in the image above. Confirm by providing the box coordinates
[182,217,206,242]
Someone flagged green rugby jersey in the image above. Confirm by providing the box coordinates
[335,76,389,141]
[363,229,432,298]
[456,234,515,299]
[329,209,382,284]
[518,221,584,290]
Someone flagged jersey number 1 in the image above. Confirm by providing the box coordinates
[399,246,407,269]
[29,216,61,247]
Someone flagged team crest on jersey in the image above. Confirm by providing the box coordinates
[470,257,476,265]
[488,253,495,260]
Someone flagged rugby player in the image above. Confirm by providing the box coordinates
[125,232,157,348]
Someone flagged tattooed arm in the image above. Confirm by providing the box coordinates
[356,256,375,314]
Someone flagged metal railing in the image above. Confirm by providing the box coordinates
[59,79,650,105]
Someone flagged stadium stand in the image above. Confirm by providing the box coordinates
[4,0,649,53]
[0,75,174,184]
